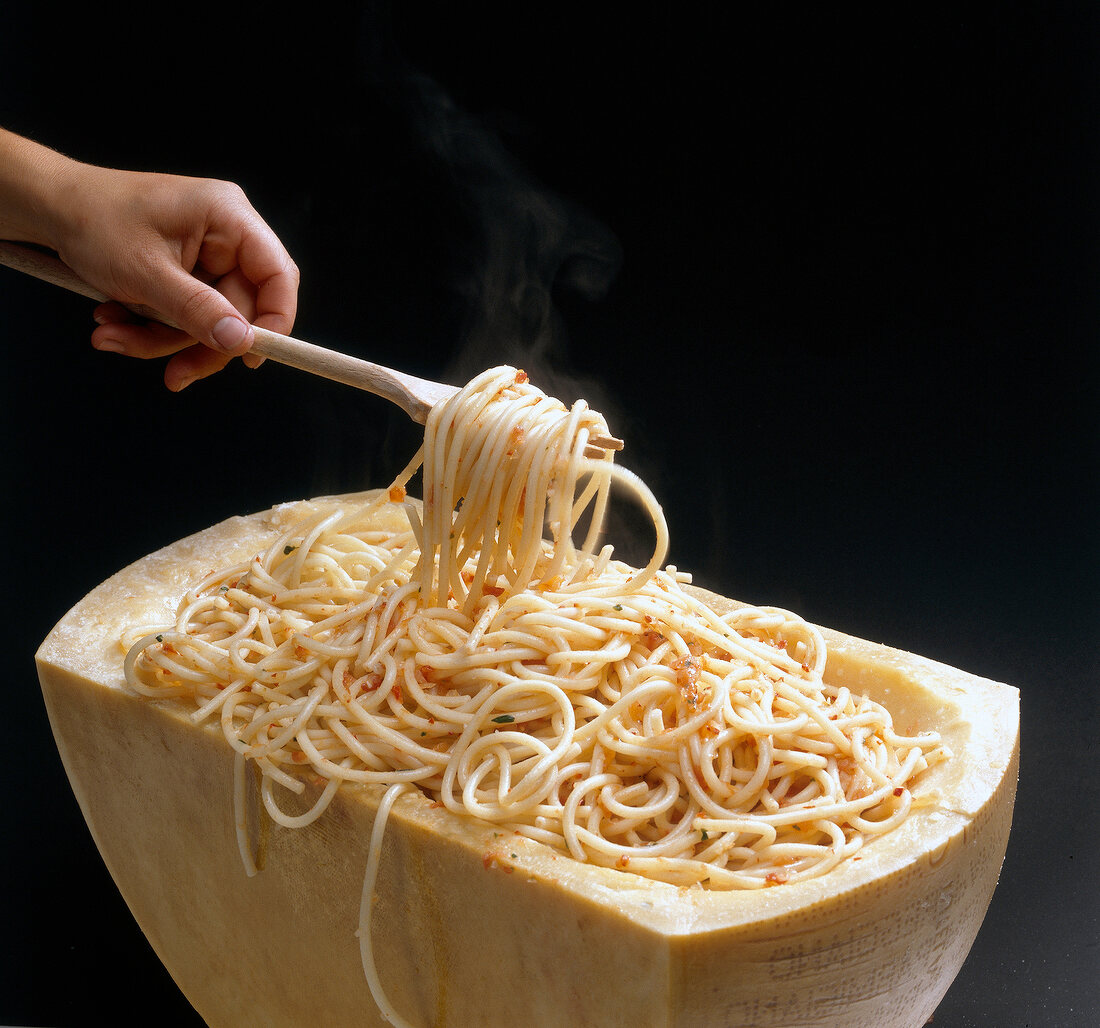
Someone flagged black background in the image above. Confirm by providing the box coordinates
[1,3,1096,1026]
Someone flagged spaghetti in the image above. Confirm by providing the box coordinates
[124,364,947,891]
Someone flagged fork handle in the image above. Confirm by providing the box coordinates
[249,329,453,422]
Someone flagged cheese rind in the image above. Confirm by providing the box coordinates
[36,491,1019,1027]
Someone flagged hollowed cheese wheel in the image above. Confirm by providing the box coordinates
[36,491,1019,1028]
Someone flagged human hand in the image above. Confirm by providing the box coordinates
[63,167,299,390]
[0,129,299,390]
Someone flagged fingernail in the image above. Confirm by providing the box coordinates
[211,315,250,354]
[94,337,125,353]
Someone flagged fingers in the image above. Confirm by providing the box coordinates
[92,305,193,359]
[237,224,299,337]
[163,344,233,392]
[211,267,268,370]
[76,171,300,389]
[91,288,263,389]
[92,297,251,391]
[144,256,256,357]
[193,184,299,328]
[141,220,297,363]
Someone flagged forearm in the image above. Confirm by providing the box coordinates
[0,127,79,247]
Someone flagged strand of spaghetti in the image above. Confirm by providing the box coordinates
[232,751,260,878]
[357,783,416,1028]
[260,763,344,829]
[238,681,329,761]
[191,678,250,724]
[310,719,448,781]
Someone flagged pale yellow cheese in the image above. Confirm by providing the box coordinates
[35,491,1019,1028]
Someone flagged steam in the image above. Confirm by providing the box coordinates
[372,53,622,405]
[397,74,663,563]
[353,20,659,566]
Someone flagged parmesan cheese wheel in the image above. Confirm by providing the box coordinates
[35,492,1019,1028]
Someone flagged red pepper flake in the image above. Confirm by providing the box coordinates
[672,656,702,708]
[388,484,406,503]
[765,871,789,886]
[893,787,905,796]
[514,369,529,385]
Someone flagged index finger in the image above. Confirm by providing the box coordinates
[237,223,300,338]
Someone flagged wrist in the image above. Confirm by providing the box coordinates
[0,128,85,249]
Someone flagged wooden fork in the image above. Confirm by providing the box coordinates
[0,240,623,455]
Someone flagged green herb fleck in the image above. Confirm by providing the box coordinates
[613,604,623,611]
[491,714,515,724]
[283,544,297,555]
[701,829,709,840]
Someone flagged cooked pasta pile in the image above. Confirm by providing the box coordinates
[124,365,946,891]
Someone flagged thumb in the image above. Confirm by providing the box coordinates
[149,261,254,355]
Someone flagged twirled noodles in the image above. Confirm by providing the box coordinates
[125,365,946,891]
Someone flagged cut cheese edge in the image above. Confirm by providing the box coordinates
[36,491,1019,1028]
